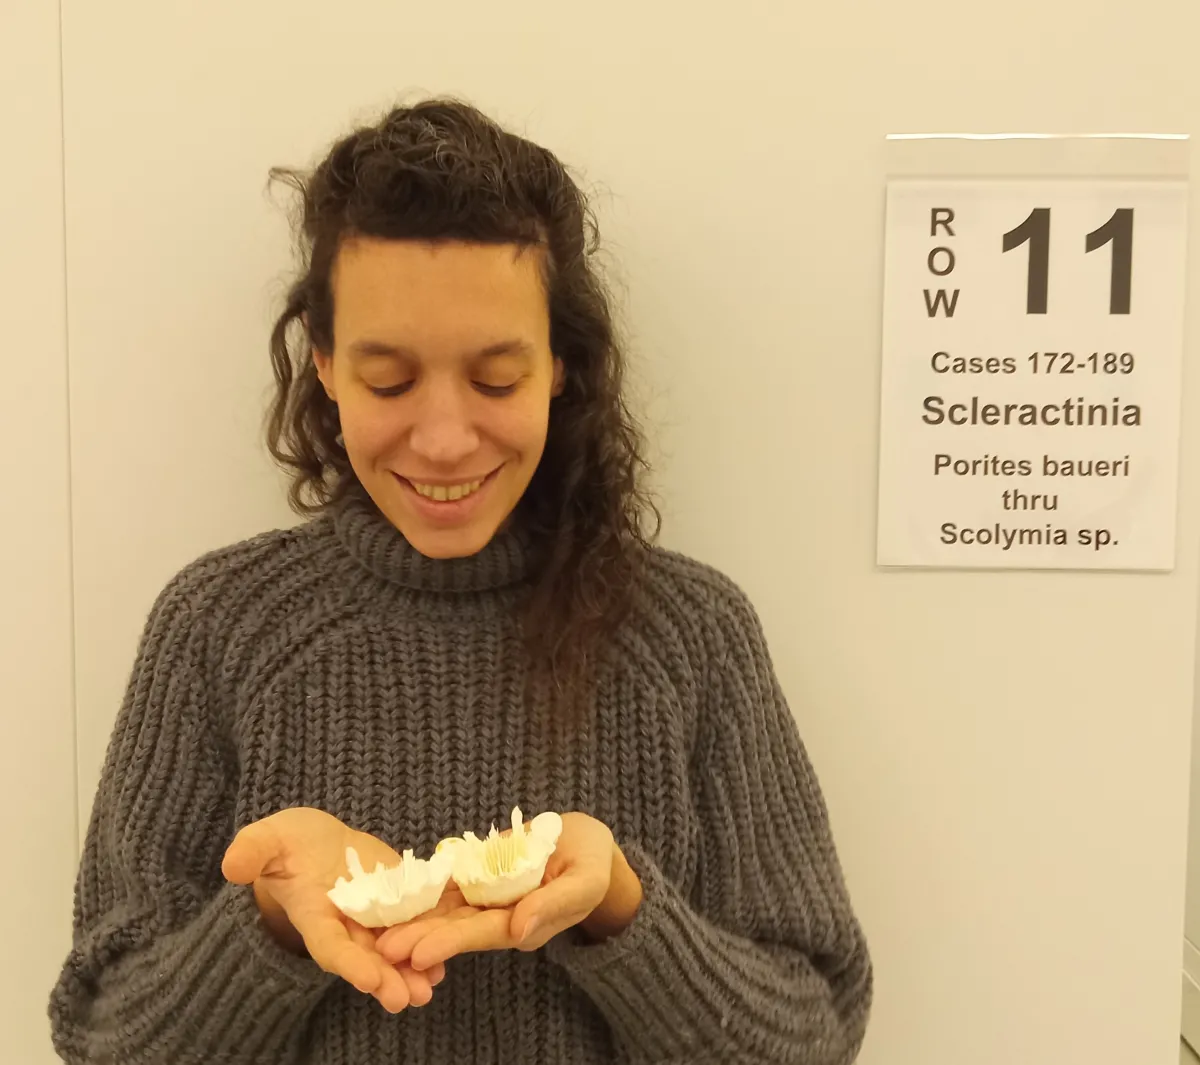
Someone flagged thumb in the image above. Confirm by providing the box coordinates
[222,819,285,885]
[510,870,596,943]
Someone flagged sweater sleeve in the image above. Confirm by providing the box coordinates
[547,581,872,1064]
[49,568,337,1064]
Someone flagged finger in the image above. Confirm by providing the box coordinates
[289,904,385,994]
[377,907,475,964]
[346,921,380,954]
[426,961,446,986]
[373,965,412,1014]
[511,873,601,944]
[398,965,435,1007]
[221,819,285,884]
[428,886,470,915]
[343,921,418,1012]
[410,908,514,971]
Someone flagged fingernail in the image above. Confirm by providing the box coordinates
[521,918,540,943]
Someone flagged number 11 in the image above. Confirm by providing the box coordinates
[1002,207,1133,315]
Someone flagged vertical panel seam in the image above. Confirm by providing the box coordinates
[56,0,81,856]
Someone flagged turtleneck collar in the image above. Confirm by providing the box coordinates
[332,488,531,593]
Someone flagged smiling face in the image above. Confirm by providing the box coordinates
[313,237,563,559]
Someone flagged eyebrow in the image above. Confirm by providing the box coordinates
[347,338,534,360]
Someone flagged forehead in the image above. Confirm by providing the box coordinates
[330,237,549,346]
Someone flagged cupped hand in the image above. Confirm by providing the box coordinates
[221,807,445,1013]
[375,812,624,972]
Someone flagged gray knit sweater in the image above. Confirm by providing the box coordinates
[49,492,872,1064]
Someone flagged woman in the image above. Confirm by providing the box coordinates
[49,98,872,1064]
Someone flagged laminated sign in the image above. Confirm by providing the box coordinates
[877,179,1188,570]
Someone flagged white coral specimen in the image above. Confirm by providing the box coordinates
[438,807,563,908]
[327,846,454,928]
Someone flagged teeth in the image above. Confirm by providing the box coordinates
[412,479,484,502]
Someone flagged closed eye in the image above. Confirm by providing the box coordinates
[368,381,518,398]
[368,382,415,398]
[473,382,518,398]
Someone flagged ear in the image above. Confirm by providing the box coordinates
[313,347,337,402]
[551,356,566,398]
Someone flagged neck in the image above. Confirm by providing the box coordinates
[332,487,530,593]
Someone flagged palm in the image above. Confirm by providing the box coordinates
[224,807,445,1014]
[376,812,614,971]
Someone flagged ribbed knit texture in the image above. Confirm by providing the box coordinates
[49,491,872,1064]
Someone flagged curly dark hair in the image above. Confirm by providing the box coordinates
[265,97,659,699]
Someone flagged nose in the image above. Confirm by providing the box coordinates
[407,380,480,466]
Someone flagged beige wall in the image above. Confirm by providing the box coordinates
[0,3,78,1062]
[8,1,1200,1061]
